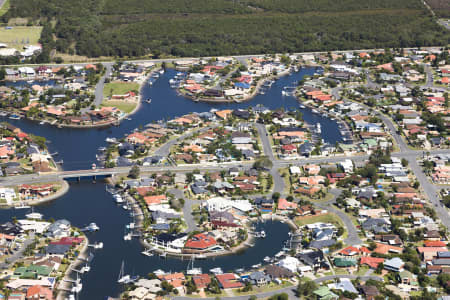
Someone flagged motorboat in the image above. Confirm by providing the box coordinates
[15,203,31,209]
[81,223,99,232]
[316,123,321,134]
[105,137,118,144]
[141,249,154,257]
[123,233,132,241]
[299,104,305,109]
[9,114,21,120]
[209,267,223,275]
[263,256,271,262]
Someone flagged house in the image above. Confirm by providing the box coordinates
[248,271,270,286]
[192,274,211,289]
[360,284,380,300]
[384,257,405,272]
[297,250,328,270]
[184,233,217,252]
[374,243,403,255]
[360,256,385,269]
[264,264,295,280]
[26,285,53,300]
[215,273,243,289]
[277,198,297,212]
[313,286,338,300]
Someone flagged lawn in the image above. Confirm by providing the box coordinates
[295,213,344,228]
[355,266,369,276]
[102,100,137,114]
[0,26,42,50]
[103,82,139,98]
[235,281,294,296]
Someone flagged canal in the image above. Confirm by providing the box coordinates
[0,67,342,299]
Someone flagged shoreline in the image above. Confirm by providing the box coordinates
[178,67,295,104]
[56,235,90,300]
[0,179,69,209]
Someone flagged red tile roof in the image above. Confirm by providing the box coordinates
[193,274,211,289]
[216,273,243,289]
[360,257,384,269]
[185,233,217,250]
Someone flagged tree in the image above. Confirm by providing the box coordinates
[297,280,317,297]
[253,156,273,170]
[128,165,140,179]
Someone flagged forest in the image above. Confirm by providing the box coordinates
[3,0,450,60]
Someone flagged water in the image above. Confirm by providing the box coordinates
[0,67,342,299]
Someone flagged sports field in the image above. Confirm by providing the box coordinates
[0,26,42,50]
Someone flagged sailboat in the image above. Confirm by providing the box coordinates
[117,261,131,284]
[186,256,202,275]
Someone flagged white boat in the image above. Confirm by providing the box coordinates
[141,249,154,257]
[71,283,82,293]
[263,256,271,262]
[127,223,135,229]
[117,261,131,284]
[39,121,45,125]
[66,294,75,300]
[122,205,129,210]
[154,269,165,276]
[82,223,99,232]
[25,212,43,219]
[82,265,90,273]
[186,256,202,275]
[316,123,321,134]
[159,69,164,74]
[9,114,21,120]
[145,98,152,103]
[94,242,103,249]
[15,203,31,209]
[210,267,223,275]
[105,137,118,144]
[281,90,286,96]
[299,104,305,109]
[196,254,206,259]
[260,230,266,238]
[123,233,132,241]
[159,252,167,258]
[251,263,261,269]
[114,195,124,204]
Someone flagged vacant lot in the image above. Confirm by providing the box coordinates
[102,100,137,114]
[295,213,344,227]
[103,82,139,98]
[0,26,42,50]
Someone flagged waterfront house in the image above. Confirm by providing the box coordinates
[247,271,270,286]
[215,273,243,289]
[184,233,217,252]
[192,274,211,289]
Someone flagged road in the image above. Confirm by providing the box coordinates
[169,188,199,233]
[0,233,35,270]
[315,189,363,245]
[93,64,112,108]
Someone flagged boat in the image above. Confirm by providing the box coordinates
[15,203,31,209]
[154,269,165,276]
[26,208,43,220]
[312,109,318,114]
[71,282,82,293]
[141,249,154,257]
[117,261,131,284]
[251,263,261,269]
[81,223,99,232]
[82,265,91,273]
[126,223,135,229]
[123,232,132,241]
[66,294,75,300]
[299,104,305,109]
[98,147,106,152]
[316,123,321,134]
[209,267,223,275]
[90,242,103,249]
[196,254,206,259]
[260,230,266,238]
[235,268,245,273]
[263,256,271,262]
[122,204,129,210]
[145,98,152,103]
[39,121,45,125]
[159,252,167,258]
[186,256,202,275]
[114,195,124,204]
[105,137,118,144]
[26,212,43,220]
[159,69,165,74]
[9,114,21,120]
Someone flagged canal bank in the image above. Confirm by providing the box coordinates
[0,66,344,299]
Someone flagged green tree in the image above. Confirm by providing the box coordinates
[128,165,140,179]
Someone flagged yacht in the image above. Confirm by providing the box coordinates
[117,261,131,284]
[186,257,202,275]
[26,208,43,220]
[316,123,321,134]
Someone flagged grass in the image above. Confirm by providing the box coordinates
[102,100,137,114]
[0,0,10,17]
[235,281,294,296]
[103,82,140,98]
[0,26,42,50]
[355,266,369,276]
[295,213,344,228]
